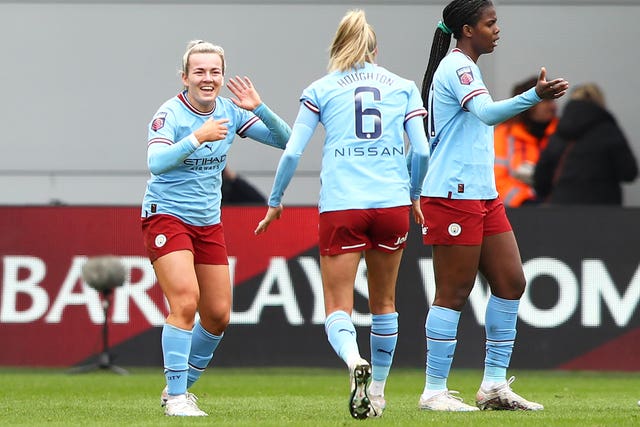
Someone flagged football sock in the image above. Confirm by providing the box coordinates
[162,323,192,396]
[370,312,398,395]
[482,294,519,388]
[325,310,361,368]
[424,305,460,393]
[187,320,223,388]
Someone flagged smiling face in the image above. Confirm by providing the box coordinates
[181,52,224,112]
[462,5,500,61]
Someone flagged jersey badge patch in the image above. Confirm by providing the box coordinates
[456,67,474,85]
[151,112,167,131]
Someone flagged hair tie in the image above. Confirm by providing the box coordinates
[437,20,452,35]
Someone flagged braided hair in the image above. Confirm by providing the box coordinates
[421,0,494,115]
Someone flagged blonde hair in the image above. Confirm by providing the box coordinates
[181,40,226,75]
[328,9,377,72]
[570,83,606,108]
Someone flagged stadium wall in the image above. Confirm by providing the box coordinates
[1,1,640,206]
[1,205,638,371]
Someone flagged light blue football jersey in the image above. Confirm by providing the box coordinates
[142,91,284,226]
[300,62,427,212]
[422,49,497,199]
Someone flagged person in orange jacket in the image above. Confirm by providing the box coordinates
[494,76,559,207]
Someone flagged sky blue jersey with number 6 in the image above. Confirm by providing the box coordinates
[268,62,429,212]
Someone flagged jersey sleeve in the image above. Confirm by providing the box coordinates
[267,103,319,207]
[450,65,488,108]
[466,87,541,126]
[444,51,541,125]
[300,83,321,114]
[239,103,292,149]
[405,116,430,200]
[147,108,199,175]
[402,82,428,199]
[405,81,428,122]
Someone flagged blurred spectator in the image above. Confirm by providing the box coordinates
[534,83,638,205]
[221,166,266,204]
[494,76,559,207]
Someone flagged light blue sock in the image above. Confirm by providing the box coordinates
[325,310,360,366]
[370,312,398,382]
[425,306,460,391]
[162,323,192,396]
[187,320,223,388]
[483,294,519,384]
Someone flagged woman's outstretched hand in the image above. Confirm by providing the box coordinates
[535,67,569,99]
[227,76,262,111]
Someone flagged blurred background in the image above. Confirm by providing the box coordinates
[1,0,638,371]
[1,0,639,206]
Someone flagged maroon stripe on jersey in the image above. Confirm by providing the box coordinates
[461,88,488,107]
[404,108,428,123]
[148,138,173,146]
[303,100,320,113]
[237,116,260,136]
[177,92,214,116]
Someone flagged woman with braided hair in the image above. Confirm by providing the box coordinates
[416,0,568,411]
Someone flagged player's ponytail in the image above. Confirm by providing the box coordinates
[421,0,493,115]
[420,24,452,110]
[328,9,377,73]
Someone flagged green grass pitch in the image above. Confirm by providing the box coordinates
[2,367,640,426]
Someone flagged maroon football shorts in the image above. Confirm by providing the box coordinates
[318,206,410,256]
[420,197,512,246]
[141,214,229,265]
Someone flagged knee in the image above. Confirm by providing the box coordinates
[434,295,467,311]
[214,311,231,330]
[433,286,474,311]
[170,297,199,321]
[494,275,526,300]
[200,305,231,335]
[201,315,229,336]
[508,278,526,300]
